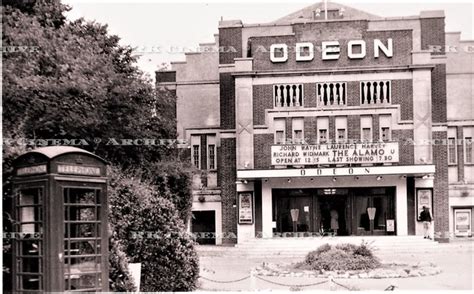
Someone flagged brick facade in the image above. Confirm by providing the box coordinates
[250,22,412,71]
[217,138,237,244]
[432,131,449,241]
[253,85,273,126]
[391,79,413,121]
[254,134,273,169]
[347,115,361,140]
[392,129,415,165]
[219,27,243,64]
[372,114,380,141]
[431,64,447,123]
[220,73,236,129]
[456,126,465,181]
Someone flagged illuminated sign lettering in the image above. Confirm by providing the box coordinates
[270,39,393,62]
[271,142,399,165]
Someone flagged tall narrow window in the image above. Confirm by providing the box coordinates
[448,137,457,164]
[381,127,390,142]
[274,118,286,144]
[360,116,373,142]
[465,137,472,164]
[292,117,304,144]
[337,129,346,143]
[276,131,285,144]
[362,128,372,142]
[193,145,200,168]
[207,135,217,170]
[208,145,216,169]
[294,130,303,144]
[379,115,392,142]
[191,135,201,169]
[319,129,328,144]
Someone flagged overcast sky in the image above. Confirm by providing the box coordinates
[63,0,473,79]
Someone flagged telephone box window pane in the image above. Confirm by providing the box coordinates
[20,257,41,273]
[67,207,96,221]
[68,274,100,290]
[66,189,98,205]
[19,240,41,256]
[19,189,42,205]
[69,223,98,238]
[67,256,100,272]
[20,275,41,290]
[69,240,99,256]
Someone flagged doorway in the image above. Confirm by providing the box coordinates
[318,193,348,236]
[191,211,216,245]
[274,189,313,233]
[353,188,395,235]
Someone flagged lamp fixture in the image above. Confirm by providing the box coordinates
[287,178,292,183]
[332,177,337,182]
[354,176,360,180]
[243,180,248,184]
[376,176,383,181]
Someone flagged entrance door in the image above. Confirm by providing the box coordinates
[318,194,348,236]
[276,194,313,233]
[191,211,216,245]
[353,188,395,235]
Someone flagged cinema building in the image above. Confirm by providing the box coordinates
[156,2,474,244]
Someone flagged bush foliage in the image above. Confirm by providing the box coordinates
[108,167,199,291]
[303,242,381,271]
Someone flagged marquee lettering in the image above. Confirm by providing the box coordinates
[270,39,393,62]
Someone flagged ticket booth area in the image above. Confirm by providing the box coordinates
[11,147,108,292]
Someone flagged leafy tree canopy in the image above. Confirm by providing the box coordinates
[2,0,177,169]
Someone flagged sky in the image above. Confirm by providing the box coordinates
[62,0,474,79]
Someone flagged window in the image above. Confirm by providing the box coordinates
[274,84,303,107]
[192,145,200,168]
[337,129,346,143]
[292,117,304,144]
[381,127,390,142]
[360,81,391,104]
[208,145,216,169]
[274,118,286,144]
[293,130,303,144]
[319,129,328,143]
[317,82,347,106]
[276,131,285,144]
[362,128,372,142]
[465,137,473,164]
[448,137,457,164]
[191,135,201,169]
[207,135,217,170]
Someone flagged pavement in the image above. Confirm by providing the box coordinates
[197,240,474,291]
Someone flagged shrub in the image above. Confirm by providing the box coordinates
[109,236,136,292]
[335,243,358,253]
[108,166,199,291]
[304,243,381,271]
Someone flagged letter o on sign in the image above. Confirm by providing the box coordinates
[270,44,288,63]
[300,169,306,176]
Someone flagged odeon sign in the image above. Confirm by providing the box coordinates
[270,38,393,62]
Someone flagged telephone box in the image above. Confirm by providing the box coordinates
[11,146,108,292]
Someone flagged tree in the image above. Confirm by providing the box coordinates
[2,0,197,291]
[2,0,177,168]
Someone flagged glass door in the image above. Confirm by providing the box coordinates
[353,188,394,236]
[277,195,312,233]
[63,187,102,292]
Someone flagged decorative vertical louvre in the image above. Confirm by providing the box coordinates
[274,84,304,108]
